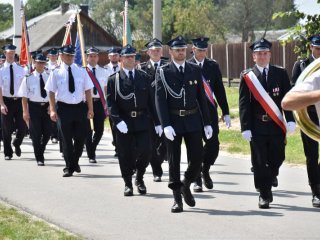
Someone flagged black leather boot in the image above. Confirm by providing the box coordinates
[181,179,196,207]
[171,190,183,213]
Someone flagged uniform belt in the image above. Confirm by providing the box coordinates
[3,96,21,101]
[28,101,49,107]
[170,108,198,117]
[255,114,272,122]
[126,110,145,118]
[57,101,84,107]
[93,98,101,102]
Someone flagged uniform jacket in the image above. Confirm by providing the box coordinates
[155,61,210,134]
[239,64,294,135]
[188,57,229,134]
[107,68,159,132]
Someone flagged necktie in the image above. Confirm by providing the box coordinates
[40,73,47,98]
[199,63,202,68]
[113,66,117,72]
[68,66,75,93]
[10,64,14,95]
[92,67,97,95]
[179,66,184,75]
[154,63,158,71]
[262,68,267,88]
[129,70,134,82]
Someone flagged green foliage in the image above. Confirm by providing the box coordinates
[273,2,320,58]
[25,0,61,19]
[0,4,13,32]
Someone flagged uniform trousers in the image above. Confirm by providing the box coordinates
[56,101,88,171]
[116,129,151,186]
[166,130,203,190]
[250,134,285,191]
[85,99,106,160]
[1,97,26,157]
[203,132,220,167]
[109,117,117,153]
[300,110,320,186]
[149,124,165,177]
[50,121,58,139]
[28,101,51,162]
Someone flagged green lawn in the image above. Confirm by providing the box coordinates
[0,203,81,240]
[220,87,306,165]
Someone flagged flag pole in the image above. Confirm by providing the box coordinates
[76,12,86,66]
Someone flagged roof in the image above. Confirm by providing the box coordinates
[0,4,120,51]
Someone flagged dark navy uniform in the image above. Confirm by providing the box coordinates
[188,37,230,191]
[291,34,320,207]
[155,36,211,213]
[239,38,295,208]
[18,54,51,165]
[140,38,168,181]
[0,44,27,160]
[107,44,158,196]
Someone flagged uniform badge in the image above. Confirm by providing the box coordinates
[194,80,197,84]
[207,79,210,83]
[148,64,151,69]
[189,81,193,85]
[272,87,280,96]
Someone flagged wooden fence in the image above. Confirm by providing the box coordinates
[161,41,299,83]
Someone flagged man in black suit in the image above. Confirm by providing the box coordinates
[141,38,168,182]
[155,36,213,213]
[290,34,320,208]
[239,38,296,209]
[107,44,159,196]
[188,37,230,192]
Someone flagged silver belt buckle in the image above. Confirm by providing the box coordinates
[262,114,269,122]
[131,111,137,117]
[40,102,46,106]
[179,110,185,117]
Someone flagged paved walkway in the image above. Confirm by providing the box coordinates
[0,132,319,240]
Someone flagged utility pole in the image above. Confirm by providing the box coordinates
[13,0,22,52]
[153,0,162,41]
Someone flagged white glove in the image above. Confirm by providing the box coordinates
[241,130,252,141]
[155,125,163,137]
[164,126,176,141]
[286,121,296,134]
[116,120,128,134]
[204,125,213,139]
[223,115,231,128]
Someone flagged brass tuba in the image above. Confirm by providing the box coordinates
[294,57,320,141]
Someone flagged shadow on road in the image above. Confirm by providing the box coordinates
[185,208,284,217]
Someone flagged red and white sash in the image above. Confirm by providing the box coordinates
[243,71,287,134]
[202,75,216,107]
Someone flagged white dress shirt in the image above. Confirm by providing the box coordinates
[0,61,27,97]
[47,61,59,71]
[193,57,204,67]
[256,64,269,78]
[172,60,186,72]
[87,64,109,98]
[18,70,49,102]
[122,68,135,78]
[106,62,120,76]
[45,62,93,104]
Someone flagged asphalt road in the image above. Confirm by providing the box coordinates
[0,132,319,240]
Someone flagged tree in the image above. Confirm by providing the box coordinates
[273,0,320,58]
[25,0,61,19]
[0,3,13,32]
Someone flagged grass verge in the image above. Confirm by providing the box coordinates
[0,202,81,240]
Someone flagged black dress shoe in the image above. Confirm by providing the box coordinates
[124,186,133,196]
[62,169,73,177]
[51,138,58,144]
[181,180,196,207]
[258,196,270,209]
[89,158,97,163]
[171,201,183,213]
[37,161,45,166]
[4,156,12,160]
[14,145,21,157]
[74,165,81,173]
[135,180,147,194]
[202,171,213,189]
[153,176,162,182]
[312,195,320,208]
[272,177,278,187]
